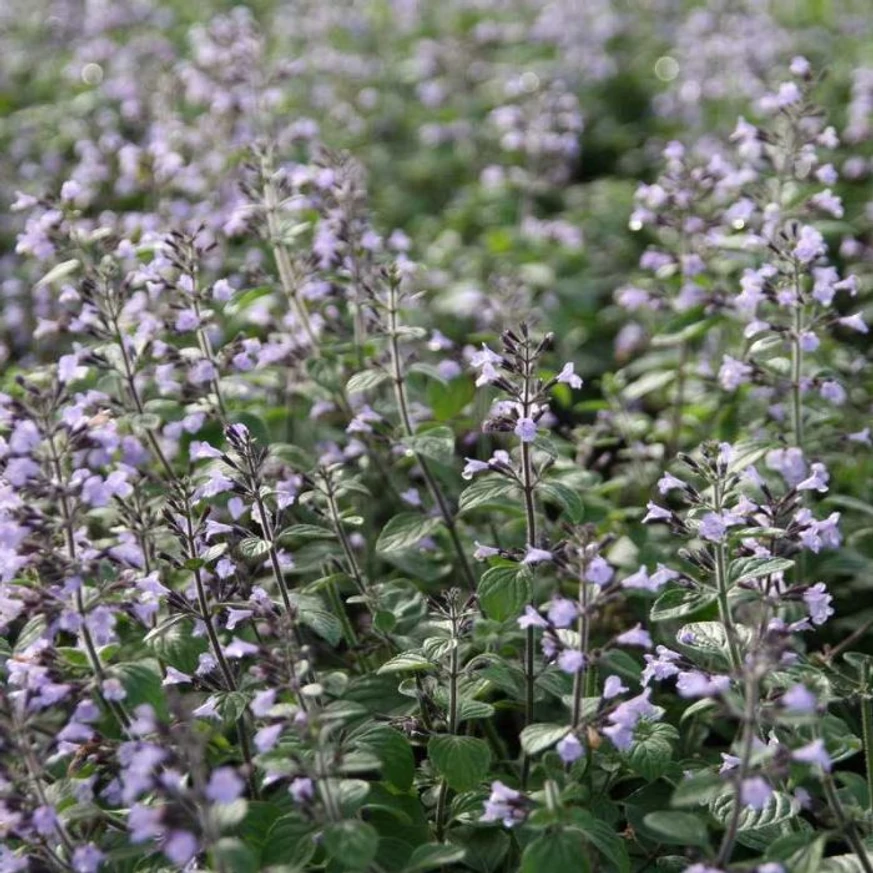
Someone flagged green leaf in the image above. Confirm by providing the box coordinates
[376,513,444,554]
[323,820,380,871]
[237,537,270,562]
[38,258,80,286]
[377,652,435,674]
[568,810,630,873]
[210,838,258,873]
[820,853,873,872]
[709,791,798,849]
[676,621,745,667]
[650,586,717,622]
[477,565,531,622]
[729,556,794,585]
[642,811,709,848]
[459,476,520,514]
[540,481,585,524]
[671,771,727,808]
[519,723,570,756]
[275,524,337,547]
[403,426,456,466]
[112,662,166,717]
[353,726,416,790]
[622,370,675,401]
[346,369,390,394]
[449,828,509,873]
[404,843,467,872]
[428,735,491,792]
[521,830,590,873]
[408,361,448,384]
[626,722,678,781]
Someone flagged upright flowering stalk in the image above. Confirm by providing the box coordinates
[466,323,585,758]
[638,441,873,871]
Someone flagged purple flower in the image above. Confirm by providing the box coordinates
[557,733,584,763]
[514,417,538,443]
[481,781,525,828]
[289,777,314,803]
[792,738,831,771]
[642,646,682,685]
[603,689,658,751]
[796,462,829,493]
[794,226,826,263]
[72,845,104,873]
[820,381,846,406]
[163,831,199,866]
[603,675,628,699]
[518,605,548,630]
[740,777,773,810]
[657,473,686,495]
[616,623,653,649]
[547,597,577,628]
[718,355,753,391]
[838,313,868,334]
[699,512,727,542]
[556,362,583,389]
[642,502,672,524]
[224,638,259,659]
[803,582,833,625]
[676,671,730,699]
[474,541,500,560]
[523,546,553,566]
[255,724,283,753]
[462,458,489,480]
[585,556,613,586]
[782,684,817,713]
[557,649,586,674]
[128,804,163,844]
[206,767,245,805]
[250,689,276,717]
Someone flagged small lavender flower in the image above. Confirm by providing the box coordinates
[792,739,832,771]
[557,733,584,763]
[740,777,773,810]
[481,781,526,828]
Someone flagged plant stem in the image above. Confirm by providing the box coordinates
[862,664,873,812]
[821,770,873,873]
[519,343,538,787]
[45,425,129,729]
[182,495,257,793]
[385,278,476,591]
[791,263,804,450]
[436,608,461,841]
[261,153,319,353]
[716,671,759,866]
[571,578,591,728]
[713,480,743,673]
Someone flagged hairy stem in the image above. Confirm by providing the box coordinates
[716,671,759,866]
[713,480,743,673]
[862,664,873,812]
[261,154,319,352]
[385,278,476,591]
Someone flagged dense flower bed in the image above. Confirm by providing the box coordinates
[2,2,873,872]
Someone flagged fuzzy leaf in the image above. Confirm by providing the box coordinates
[521,830,590,873]
[643,811,709,847]
[323,820,380,871]
[346,369,390,394]
[376,513,444,554]
[428,735,491,792]
[477,565,531,622]
[650,586,717,622]
[519,723,570,755]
